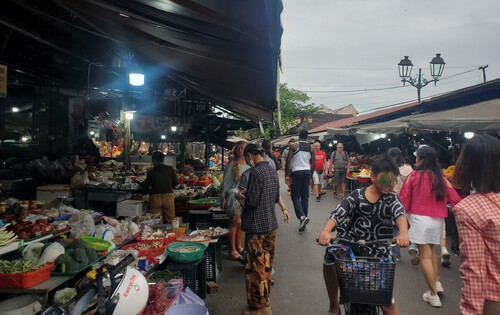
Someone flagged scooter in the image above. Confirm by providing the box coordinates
[38,254,149,315]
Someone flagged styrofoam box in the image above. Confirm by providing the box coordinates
[36,184,72,203]
[117,199,146,217]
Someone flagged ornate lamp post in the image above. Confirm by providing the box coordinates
[398,54,445,102]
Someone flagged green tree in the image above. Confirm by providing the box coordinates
[235,83,318,139]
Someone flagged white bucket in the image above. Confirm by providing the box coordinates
[166,304,209,315]
[171,217,181,229]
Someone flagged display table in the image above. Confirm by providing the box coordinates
[0,275,72,306]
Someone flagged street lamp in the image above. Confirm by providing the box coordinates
[398,54,445,102]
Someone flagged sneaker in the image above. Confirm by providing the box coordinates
[395,257,401,263]
[299,217,310,232]
[316,196,321,202]
[441,252,451,267]
[422,290,442,307]
[409,248,420,265]
[320,191,327,195]
[334,192,338,198]
[435,281,444,294]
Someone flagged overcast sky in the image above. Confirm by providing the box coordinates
[279,0,500,114]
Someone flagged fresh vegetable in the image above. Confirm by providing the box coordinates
[148,269,182,282]
[0,225,18,246]
[22,242,45,261]
[0,259,43,274]
[38,242,65,265]
[55,248,89,273]
[143,281,170,315]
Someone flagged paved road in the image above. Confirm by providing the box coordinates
[205,171,461,315]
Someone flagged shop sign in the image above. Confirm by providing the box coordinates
[0,64,6,98]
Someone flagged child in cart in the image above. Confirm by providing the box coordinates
[318,157,410,315]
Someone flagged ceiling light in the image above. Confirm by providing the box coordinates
[125,111,135,120]
[171,126,177,132]
[12,107,19,112]
[464,132,474,139]
[161,134,166,140]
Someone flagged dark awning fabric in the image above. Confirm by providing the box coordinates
[0,0,283,122]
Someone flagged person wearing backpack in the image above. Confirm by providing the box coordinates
[328,143,350,198]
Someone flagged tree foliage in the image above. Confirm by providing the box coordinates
[235,83,318,139]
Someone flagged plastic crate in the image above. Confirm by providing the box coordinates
[334,254,395,306]
[0,262,54,289]
[166,255,207,300]
[205,242,222,282]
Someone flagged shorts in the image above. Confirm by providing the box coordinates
[333,169,347,184]
[312,170,324,185]
[408,214,444,245]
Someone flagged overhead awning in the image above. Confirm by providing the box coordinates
[0,0,283,122]
[355,98,500,134]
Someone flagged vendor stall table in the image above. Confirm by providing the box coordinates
[0,275,72,307]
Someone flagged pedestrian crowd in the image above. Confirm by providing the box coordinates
[219,131,500,315]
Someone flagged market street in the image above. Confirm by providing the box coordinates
[205,170,462,315]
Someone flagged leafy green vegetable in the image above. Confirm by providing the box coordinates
[0,259,43,274]
[149,269,183,282]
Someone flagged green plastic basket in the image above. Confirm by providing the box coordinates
[167,242,206,263]
[81,236,112,251]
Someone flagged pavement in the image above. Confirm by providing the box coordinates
[205,171,461,315]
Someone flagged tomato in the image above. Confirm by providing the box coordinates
[154,298,167,313]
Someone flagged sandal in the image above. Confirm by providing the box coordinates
[230,251,246,265]
[237,247,245,255]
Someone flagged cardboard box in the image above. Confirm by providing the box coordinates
[116,199,146,217]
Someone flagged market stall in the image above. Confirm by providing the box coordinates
[0,192,228,314]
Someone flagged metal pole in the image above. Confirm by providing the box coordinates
[479,65,488,83]
[417,68,422,102]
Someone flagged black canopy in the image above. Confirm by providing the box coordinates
[0,0,283,122]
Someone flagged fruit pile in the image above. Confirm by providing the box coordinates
[442,165,455,179]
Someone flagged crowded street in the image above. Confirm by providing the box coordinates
[206,170,461,315]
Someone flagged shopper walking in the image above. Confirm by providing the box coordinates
[386,147,415,263]
[141,151,179,224]
[312,140,327,202]
[452,134,500,315]
[399,145,461,308]
[238,143,290,315]
[220,141,250,264]
[328,143,350,198]
[285,129,315,232]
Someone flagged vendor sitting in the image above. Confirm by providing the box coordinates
[141,151,179,224]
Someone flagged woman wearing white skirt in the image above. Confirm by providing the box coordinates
[400,145,461,308]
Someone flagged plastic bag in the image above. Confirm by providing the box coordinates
[68,213,95,238]
[172,287,205,306]
[71,171,89,189]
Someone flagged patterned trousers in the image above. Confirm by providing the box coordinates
[245,230,276,309]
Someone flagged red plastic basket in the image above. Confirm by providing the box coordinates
[0,262,54,289]
[121,239,168,257]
